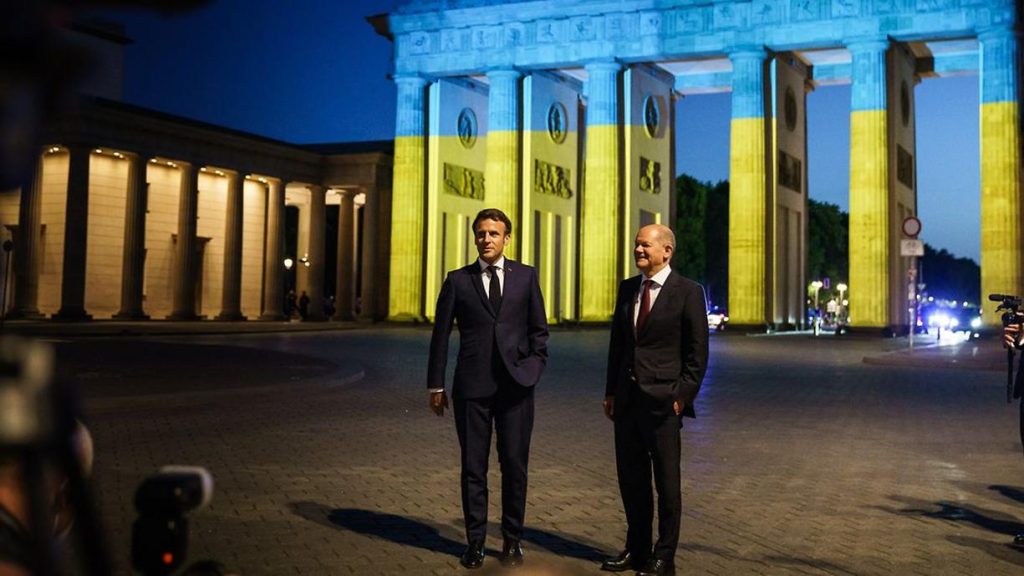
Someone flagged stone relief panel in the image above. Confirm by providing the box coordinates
[714,2,751,28]
[778,150,802,192]
[444,163,485,200]
[897,145,914,189]
[533,160,573,199]
[640,11,663,35]
[673,7,710,34]
[752,0,782,25]
[442,29,464,52]
[570,17,597,41]
[639,157,662,195]
[916,0,956,10]
[505,23,526,47]
[409,32,432,55]
[792,0,823,21]
[536,19,564,44]
[472,26,500,50]
[831,0,859,18]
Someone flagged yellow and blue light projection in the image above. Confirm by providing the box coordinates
[848,40,890,329]
[485,69,521,260]
[728,49,769,326]
[581,61,622,321]
[388,75,428,321]
[979,28,1022,325]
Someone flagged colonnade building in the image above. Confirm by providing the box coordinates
[376,0,1021,329]
[1,23,392,323]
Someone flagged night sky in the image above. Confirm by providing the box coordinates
[91,0,981,262]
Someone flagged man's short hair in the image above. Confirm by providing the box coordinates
[472,208,513,236]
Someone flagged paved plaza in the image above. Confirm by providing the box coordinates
[35,325,1024,575]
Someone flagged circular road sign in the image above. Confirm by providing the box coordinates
[902,216,922,238]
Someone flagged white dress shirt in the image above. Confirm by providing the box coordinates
[633,264,672,328]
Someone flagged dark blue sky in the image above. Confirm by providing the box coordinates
[93,0,980,262]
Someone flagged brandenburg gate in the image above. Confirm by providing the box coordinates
[375,0,1021,330]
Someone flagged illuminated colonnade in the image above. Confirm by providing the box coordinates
[1,100,392,322]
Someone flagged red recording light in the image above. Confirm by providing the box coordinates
[162,552,174,565]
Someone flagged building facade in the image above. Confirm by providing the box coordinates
[376,0,1021,330]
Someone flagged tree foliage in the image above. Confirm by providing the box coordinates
[807,199,848,286]
[673,175,728,307]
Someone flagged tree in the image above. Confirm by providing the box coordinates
[807,199,848,285]
[673,175,728,307]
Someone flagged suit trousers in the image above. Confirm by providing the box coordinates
[454,376,535,544]
[614,394,682,562]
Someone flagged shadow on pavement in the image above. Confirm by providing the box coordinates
[289,502,464,555]
[883,494,1024,535]
[290,502,610,567]
[990,485,1024,505]
[946,535,1024,567]
[522,526,605,562]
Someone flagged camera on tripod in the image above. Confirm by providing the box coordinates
[990,293,1024,330]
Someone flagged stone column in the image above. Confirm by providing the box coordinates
[54,145,92,321]
[333,189,356,321]
[388,75,428,321]
[260,179,287,320]
[980,27,1023,326]
[167,162,200,320]
[9,151,44,319]
[485,69,522,257]
[114,152,150,319]
[727,48,770,329]
[360,186,381,322]
[216,170,246,320]
[847,38,891,329]
[305,185,326,321]
[580,60,622,321]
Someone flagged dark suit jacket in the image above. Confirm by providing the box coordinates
[606,270,709,420]
[428,260,549,400]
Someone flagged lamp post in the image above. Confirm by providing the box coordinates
[836,283,848,329]
[810,280,823,335]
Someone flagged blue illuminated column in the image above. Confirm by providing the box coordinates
[847,38,890,329]
[389,74,429,321]
[727,48,769,327]
[580,60,621,321]
[485,68,521,254]
[979,26,1023,324]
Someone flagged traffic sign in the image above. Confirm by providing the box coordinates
[902,216,922,238]
[900,239,924,256]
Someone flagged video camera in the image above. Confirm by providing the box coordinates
[989,293,1024,329]
[132,466,214,576]
[989,293,1024,454]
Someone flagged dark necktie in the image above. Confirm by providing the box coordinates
[487,265,502,314]
[636,279,653,333]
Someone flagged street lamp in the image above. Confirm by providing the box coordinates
[836,283,848,327]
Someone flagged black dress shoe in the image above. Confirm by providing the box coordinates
[636,558,675,576]
[499,540,524,568]
[460,541,485,569]
[1013,534,1024,548]
[599,550,644,572]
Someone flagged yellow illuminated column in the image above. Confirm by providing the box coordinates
[727,48,769,327]
[980,27,1023,325]
[260,179,287,320]
[485,69,521,256]
[389,75,429,321]
[847,39,890,328]
[581,60,622,321]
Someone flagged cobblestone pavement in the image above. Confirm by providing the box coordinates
[56,328,1024,575]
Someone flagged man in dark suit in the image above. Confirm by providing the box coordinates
[601,224,709,576]
[427,208,549,570]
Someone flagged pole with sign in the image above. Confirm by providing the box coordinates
[901,216,923,349]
